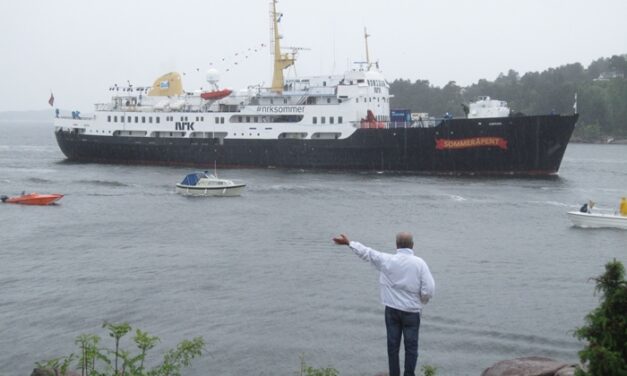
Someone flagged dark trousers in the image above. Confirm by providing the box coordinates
[385,306,421,376]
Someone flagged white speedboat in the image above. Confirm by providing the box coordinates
[176,172,246,197]
[567,211,627,230]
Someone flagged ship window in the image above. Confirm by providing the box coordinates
[254,116,258,122]
[356,98,359,103]
[246,116,250,122]
[327,98,331,104]
[114,116,117,122]
[313,117,317,124]
[121,116,124,123]
[221,117,225,124]
[238,116,242,122]
[283,98,288,104]
[127,116,131,123]
[201,117,204,121]
[330,117,334,124]
[107,115,111,122]
[321,117,326,124]
[323,81,327,86]
[135,116,138,123]
[156,117,160,124]
[142,116,145,123]
[270,99,274,104]
[338,116,343,124]
[149,117,153,123]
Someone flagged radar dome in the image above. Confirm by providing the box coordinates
[206,69,221,84]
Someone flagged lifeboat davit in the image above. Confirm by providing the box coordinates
[200,89,232,100]
[1,193,64,205]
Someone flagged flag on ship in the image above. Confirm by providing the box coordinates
[48,92,54,107]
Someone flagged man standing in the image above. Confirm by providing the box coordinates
[333,232,435,376]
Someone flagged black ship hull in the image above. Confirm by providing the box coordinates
[55,114,577,176]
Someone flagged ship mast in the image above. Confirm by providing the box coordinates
[364,27,371,70]
[270,0,295,93]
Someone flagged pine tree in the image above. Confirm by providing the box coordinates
[574,259,627,376]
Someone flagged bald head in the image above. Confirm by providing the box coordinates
[396,232,414,249]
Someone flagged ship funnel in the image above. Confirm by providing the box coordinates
[148,72,183,97]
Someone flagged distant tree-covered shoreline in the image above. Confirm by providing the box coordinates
[390,54,627,141]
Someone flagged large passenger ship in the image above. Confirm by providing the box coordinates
[54,0,578,175]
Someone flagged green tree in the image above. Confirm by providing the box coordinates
[390,54,627,138]
[574,260,627,376]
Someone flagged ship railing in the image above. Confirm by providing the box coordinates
[56,110,95,120]
[95,103,114,111]
[352,120,440,129]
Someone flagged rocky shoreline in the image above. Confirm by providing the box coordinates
[32,357,582,376]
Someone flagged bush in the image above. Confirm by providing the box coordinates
[574,259,627,376]
[35,322,204,376]
[298,354,339,376]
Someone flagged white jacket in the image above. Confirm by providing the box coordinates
[349,241,435,313]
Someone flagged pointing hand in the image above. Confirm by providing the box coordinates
[333,234,350,246]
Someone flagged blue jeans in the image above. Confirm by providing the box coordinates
[385,306,421,376]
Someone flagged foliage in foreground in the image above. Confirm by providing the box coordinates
[35,322,204,376]
[421,364,438,376]
[297,353,437,376]
[298,354,339,376]
[574,259,627,376]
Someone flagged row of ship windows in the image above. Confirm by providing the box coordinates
[367,79,387,87]
[107,115,160,124]
[87,129,339,140]
[355,96,386,103]
[105,115,345,124]
[312,116,342,124]
[107,115,227,124]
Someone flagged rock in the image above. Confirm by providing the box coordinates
[31,368,81,376]
[481,356,571,376]
[555,366,577,376]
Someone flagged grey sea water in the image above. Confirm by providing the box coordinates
[0,122,626,376]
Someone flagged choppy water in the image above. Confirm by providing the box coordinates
[1,122,626,376]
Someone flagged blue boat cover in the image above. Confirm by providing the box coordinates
[180,172,205,186]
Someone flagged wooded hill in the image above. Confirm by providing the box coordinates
[389,55,627,141]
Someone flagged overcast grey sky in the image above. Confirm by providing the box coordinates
[1,0,626,112]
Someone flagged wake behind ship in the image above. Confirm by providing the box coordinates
[54,1,578,176]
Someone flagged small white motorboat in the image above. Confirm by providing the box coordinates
[567,211,627,230]
[176,171,246,197]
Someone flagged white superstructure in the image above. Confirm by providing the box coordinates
[468,96,510,119]
[54,1,392,142]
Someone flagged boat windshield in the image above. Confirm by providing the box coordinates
[180,172,207,185]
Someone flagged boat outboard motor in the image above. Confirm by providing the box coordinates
[1,195,8,203]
